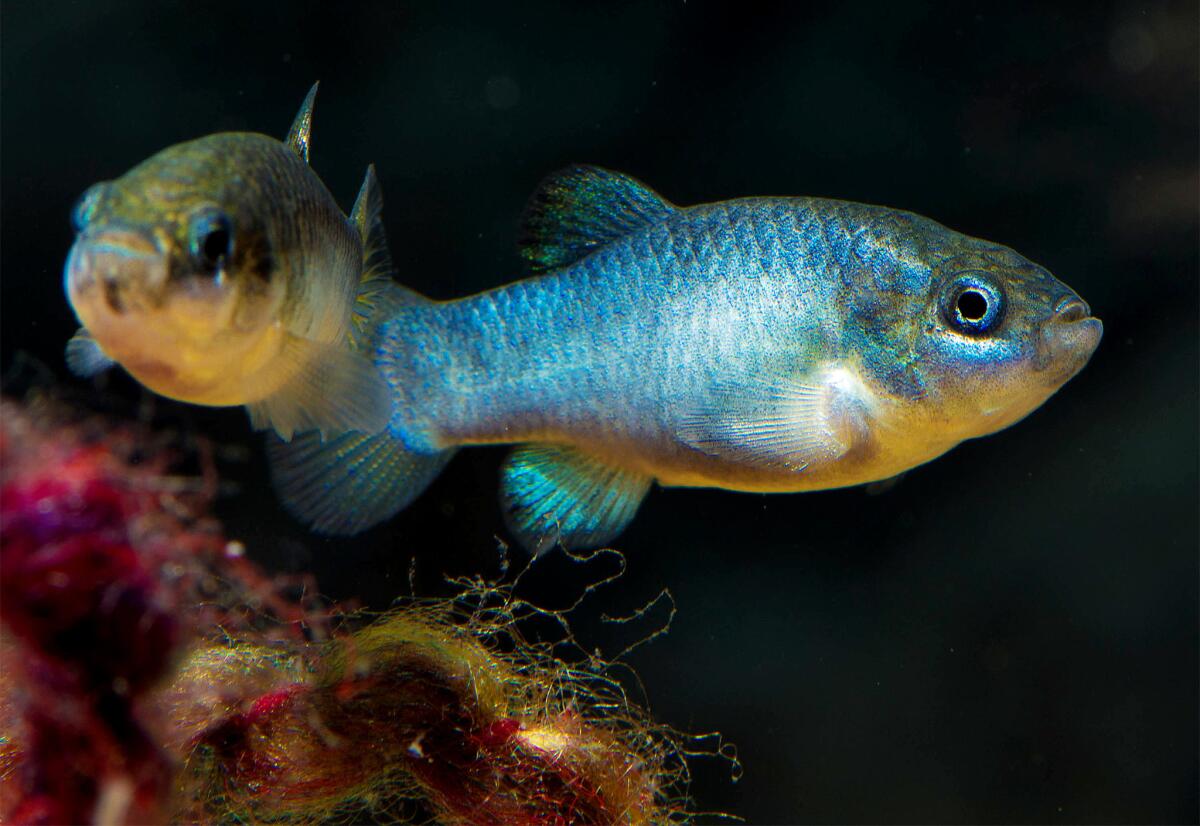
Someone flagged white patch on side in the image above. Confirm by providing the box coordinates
[678,361,877,472]
[815,364,877,454]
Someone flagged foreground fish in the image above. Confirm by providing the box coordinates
[65,89,1102,554]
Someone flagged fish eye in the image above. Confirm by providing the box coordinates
[957,289,988,321]
[188,208,234,272]
[71,183,107,231]
[941,274,1005,335]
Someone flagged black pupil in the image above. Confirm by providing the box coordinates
[957,289,988,322]
[202,226,230,264]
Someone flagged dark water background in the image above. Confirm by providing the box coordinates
[3,1,1197,822]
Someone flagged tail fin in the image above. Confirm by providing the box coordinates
[267,166,455,535]
[267,425,453,535]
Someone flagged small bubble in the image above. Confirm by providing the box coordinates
[484,75,520,110]
[225,540,245,558]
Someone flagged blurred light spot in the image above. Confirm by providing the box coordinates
[485,75,520,110]
[1109,24,1157,73]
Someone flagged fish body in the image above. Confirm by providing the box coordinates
[65,90,1102,554]
[384,193,1096,495]
[63,86,392,439]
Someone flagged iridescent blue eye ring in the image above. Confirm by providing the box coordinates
[71,184,106,231]
[188,207,233,272]
[942,273,1005,335]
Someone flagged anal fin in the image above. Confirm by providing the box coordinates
[501,444,652,555]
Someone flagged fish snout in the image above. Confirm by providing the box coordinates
[65,229,166,316]
[1037,293,1103,382]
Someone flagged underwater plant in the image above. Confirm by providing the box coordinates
[0,396,731,824]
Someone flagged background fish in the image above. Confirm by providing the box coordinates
[63,86,391,440]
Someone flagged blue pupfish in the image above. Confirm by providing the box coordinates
[64,88,1102,553]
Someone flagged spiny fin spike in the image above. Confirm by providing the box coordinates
[348,164,403,342]
[350,164,391,281]
[285,82,319,163]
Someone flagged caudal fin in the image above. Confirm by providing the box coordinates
[268,427,453,535]
[267,164,454,535]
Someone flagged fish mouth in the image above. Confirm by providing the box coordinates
[64,228,180,377]
[65,228,166,317]
[1038,296,1103,385]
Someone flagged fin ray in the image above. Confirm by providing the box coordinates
[65,328,115,377]
[518,165,676,272]
[266,281,449,535]
[268,429,454,535]
[501,444,652,555]
[679,364,873,471]
[247,336,390,440]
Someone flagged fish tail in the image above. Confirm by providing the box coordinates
[267,167,457,536]
[267,280,457,535]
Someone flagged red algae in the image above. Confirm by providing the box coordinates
[0,396,730,824]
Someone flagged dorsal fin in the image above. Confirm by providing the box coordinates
[517,165,676,272]
[285,82,319,163]
[350,164,391,279]
[347,164,401,340]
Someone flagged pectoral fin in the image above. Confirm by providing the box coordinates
[246,337,391,441]
[501,444,652,555]
[65,328,115,377]
[678,364,874,472]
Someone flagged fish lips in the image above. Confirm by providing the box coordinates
[1037,296,1103,385]
[65,228,166,317]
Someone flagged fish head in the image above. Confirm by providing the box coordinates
[64,134,304,404]
[906,239,1103,439]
